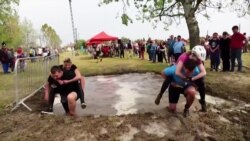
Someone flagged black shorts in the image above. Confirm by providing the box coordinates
[168,85,188,104]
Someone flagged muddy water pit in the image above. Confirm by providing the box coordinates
[53,73,245,117]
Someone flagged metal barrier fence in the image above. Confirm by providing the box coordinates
[11,55,59,111]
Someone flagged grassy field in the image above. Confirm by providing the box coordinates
[243,52,250,67]
[60,52,167,76]
[0,51,250,109]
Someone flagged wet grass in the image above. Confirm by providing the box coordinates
[205,71,250,103]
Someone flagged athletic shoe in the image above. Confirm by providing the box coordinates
[199,100,207,112]
[200,104,207,112]
[183,108,189,117]
[155,94,162,105]
[41,107,54,115]
[81,102,87,109]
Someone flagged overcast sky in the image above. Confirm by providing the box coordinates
[18,0,250,45]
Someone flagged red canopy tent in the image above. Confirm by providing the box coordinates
[86,41,102,46]
[87,31,118,44]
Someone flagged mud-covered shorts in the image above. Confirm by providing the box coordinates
[168,84,188,104]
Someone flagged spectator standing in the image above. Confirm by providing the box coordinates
[243,33,248,53]
[150,40,157,63]
[159,41,167,63]
[166,35,175,64]
[146,39,152,61]
[8,48,15,72]
[220,32,231,72]
[230,25,246,72]
[209,33,220,71]
[16,47,25,72]
[118,39,125,58]
[139,40,145,60]
[0,42,10,73]
[173,35,185,62]
[127,40,133,59]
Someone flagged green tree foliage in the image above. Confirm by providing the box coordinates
[20,18,38,48]
[121,36,130,44]
[41,24,62,48]
[0,0,21,48]
[0,0,19,24]
[0,14,24,48]
[75,39,86,50]
[100,0,250,48]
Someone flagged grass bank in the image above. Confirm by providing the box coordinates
[60,52,167,76]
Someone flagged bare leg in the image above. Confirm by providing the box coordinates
[168,103,177,113]
[67,92,77,117]
[184,87,196,109]
[183,86,196,117]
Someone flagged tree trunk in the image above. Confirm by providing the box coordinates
[182,2,200,49]
[185,14,200,50]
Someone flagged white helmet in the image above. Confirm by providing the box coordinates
[192,45,206,61]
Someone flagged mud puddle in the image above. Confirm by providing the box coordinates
[52,73,249,117]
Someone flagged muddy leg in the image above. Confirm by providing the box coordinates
[67,92,78,117]
[183,86,196,117]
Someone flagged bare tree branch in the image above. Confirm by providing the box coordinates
[152,13,184,18]
[193,0,203,12]
[152,1,181,20]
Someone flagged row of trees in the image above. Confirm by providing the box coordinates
[41,24,62,49]
[0,0,62,49]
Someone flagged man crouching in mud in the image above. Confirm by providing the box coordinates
[44,65,80,117]
[157,59,205,117]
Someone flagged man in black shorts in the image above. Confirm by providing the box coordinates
[44,65,80,117]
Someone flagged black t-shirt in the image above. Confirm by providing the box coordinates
[127,43,132,49]
[209,39,220,49]
[220,38,230,52]
[0,49,9,63]
[59,64,77,74]
[48,64,78,96]
[119,43,124,50]
[48,76,61,89]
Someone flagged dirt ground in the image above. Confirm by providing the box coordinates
[0,72,250,141]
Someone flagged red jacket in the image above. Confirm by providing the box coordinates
[230,32,246,49]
